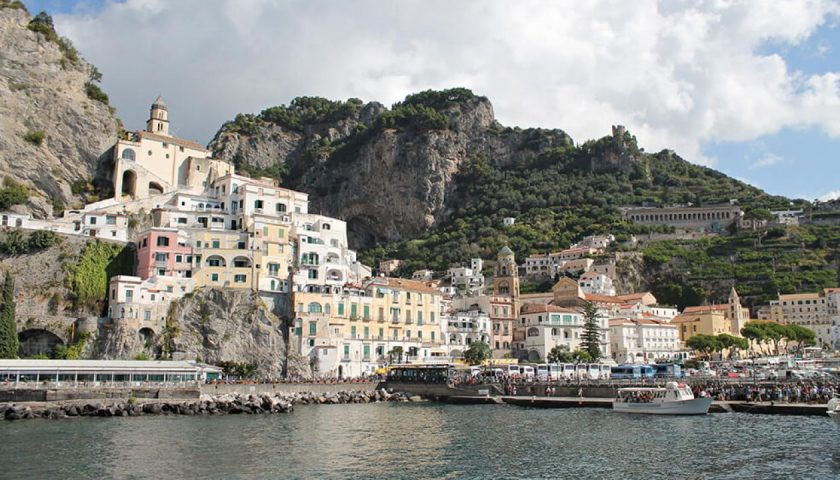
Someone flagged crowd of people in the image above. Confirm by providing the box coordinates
[690,381,838,404]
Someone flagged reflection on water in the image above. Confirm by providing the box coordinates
[1,403,838,479]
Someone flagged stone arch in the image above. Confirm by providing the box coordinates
[528,350,542,363]
[232,256,251,268]
[18,329,64,357]
[121,170,137,198]
[450,349,463,357]
[148,181,164,195]
[138,327,155,346]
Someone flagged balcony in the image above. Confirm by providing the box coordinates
[377,316,385,323]
[349,315,358,322]
[362,316,371,322]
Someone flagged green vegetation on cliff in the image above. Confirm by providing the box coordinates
[0,273,18,358]
[359,140,798,273]
[642,225,840,309]
[65,240,135,313]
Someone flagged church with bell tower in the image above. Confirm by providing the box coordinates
[111,96,233,203]
[493,246,520,314]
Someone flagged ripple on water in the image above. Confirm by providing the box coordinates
[0,403,838,479]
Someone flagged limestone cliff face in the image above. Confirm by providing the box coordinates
[210,93,574,247]
[0,6,119,217]
[165,289,288,377]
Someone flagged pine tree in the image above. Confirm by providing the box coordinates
[0,273,18,358]
[579,301,601,361]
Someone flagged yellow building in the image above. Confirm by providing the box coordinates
[189,230,257,290]
[291,277,445,378]
[671,311,730,344]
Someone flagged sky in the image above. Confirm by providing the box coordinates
[22,0,840,202]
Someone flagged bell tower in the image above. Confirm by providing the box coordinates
[146,95,169,136]
[493,246,520,313]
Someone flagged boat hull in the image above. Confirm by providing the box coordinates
[612,397,713,415]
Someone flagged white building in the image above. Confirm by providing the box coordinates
[107,275,196,339]
[444,309,492,356]
[448,259,485,293]
[503,217,516,226]
[609,317,682,364]
[412,269,434,281]
[578,272,616,296]
[515,303,609,362]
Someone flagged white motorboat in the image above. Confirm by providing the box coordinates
[828,398,840,427]
[613,382,712,415]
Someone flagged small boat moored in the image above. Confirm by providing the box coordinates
[828,398,840,427]
[613,381,712,415]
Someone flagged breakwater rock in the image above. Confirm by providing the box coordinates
[0,389,420,421]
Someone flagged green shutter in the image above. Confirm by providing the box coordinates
[338,303,345,315]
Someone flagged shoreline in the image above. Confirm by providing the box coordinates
[0,389,422,421]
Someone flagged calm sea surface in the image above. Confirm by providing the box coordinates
[1,403,838,479]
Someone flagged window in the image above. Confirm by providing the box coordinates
[276,203,286,213]
[430,312,435,323]
[363,345,370,361]
[309,322,317,336]
[175,255,182,263]
[106,215,116,225]
[351,304,358,318]
[211,240,220,248]
[177,217,187,224]
[363,327,369,339]
[125,290,134,301]
[144,310,151,321]
[363,305,370,319]
[121,148,136,160]
[308,302,322,313]
[338,303,345,316]
[378,328,384,339]
[308,270,318,280]
[254,200,264,209]
[155,253,167,262]
[268,263,280,276]
[211,273,219,282]
[431,331,435,341]
[417,311,423,324]
[234,274,247,283]
[89,217,97,225]
[343,345,350,359]
[157,237,170,247]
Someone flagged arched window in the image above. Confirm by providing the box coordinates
[325,303,331,314]
[307,302,322,313]
[527,327,539,337]
[121,148,136,161]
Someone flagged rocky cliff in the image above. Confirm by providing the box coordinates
[0,4,119,217]
[210,90,575,247]
[162,288,290,377]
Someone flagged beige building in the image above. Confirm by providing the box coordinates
[291,277,446,378]
[112,96,232,201]
[766,289,839,348]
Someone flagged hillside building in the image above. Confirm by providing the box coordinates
[622,204,742,233]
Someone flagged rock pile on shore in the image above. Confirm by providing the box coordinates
[0,389,421,421]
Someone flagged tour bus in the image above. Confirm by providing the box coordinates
[584,364,613,380]
[653,363,683,379]
[610,364,655,379]
[519,365,535,380]
[536,364,563,381]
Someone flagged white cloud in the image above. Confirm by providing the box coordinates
[818,190,840,201]
[749,153,783,169]
[51,0,840,166]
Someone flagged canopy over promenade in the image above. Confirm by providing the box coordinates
[0,360,222,388]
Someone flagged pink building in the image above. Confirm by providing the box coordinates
[136,228,193,280]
